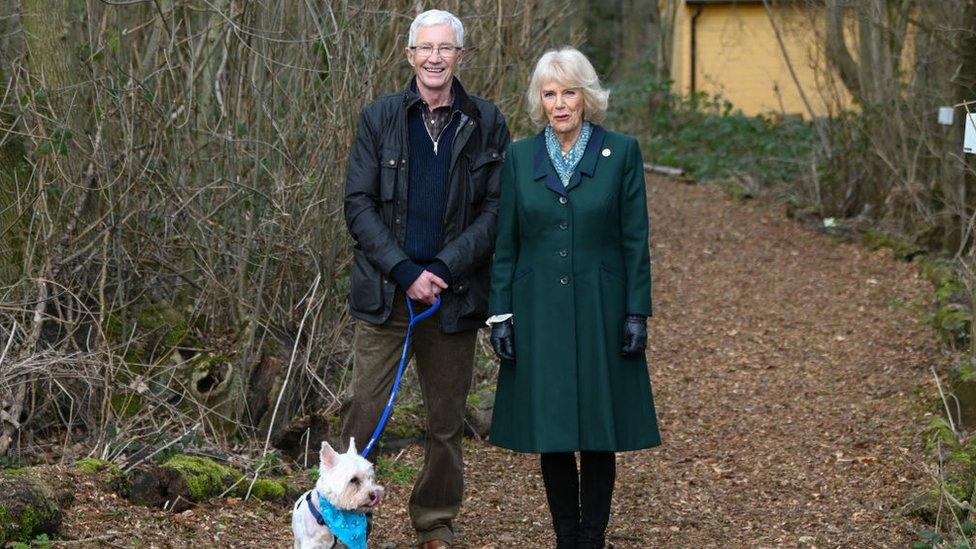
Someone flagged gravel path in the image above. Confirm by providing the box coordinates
[60,175,943,547]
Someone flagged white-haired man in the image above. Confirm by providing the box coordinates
[342,9,510,548]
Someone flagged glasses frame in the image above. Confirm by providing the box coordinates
[409,44,464,58]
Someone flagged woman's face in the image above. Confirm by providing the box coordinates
[541,82,584,137]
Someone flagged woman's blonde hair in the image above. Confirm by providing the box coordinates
[526,47,609,128]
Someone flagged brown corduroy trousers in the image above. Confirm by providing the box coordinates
[340,293,477,545]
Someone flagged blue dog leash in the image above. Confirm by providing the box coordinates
[360,293,441,457]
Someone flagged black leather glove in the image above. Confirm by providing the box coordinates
[621,314,647,357]
[490,319,515,362]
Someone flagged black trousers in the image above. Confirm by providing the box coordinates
[540,451,616,549]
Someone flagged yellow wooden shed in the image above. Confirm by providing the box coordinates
[669,0,850,118]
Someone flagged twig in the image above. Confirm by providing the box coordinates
[932,365,957,433]
[122,422,200,473]
[51,532,121,546]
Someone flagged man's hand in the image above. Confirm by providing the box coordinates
[406,270,448,305]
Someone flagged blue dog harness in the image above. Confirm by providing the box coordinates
[304,490,367,549]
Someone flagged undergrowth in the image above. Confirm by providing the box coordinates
[605,60,817,187]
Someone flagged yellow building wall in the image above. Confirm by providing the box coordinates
[670,2,851,118]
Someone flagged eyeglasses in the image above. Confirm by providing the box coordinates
[409,44,462,58]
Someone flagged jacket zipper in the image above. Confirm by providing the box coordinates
[428,111,460,156]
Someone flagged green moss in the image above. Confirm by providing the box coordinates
[0,477,58,544]
[918,257,973,348]
[161,455,241,501]
[862,228,921,260]
[1,468,31,477]
[74,458,128,496]
[245,478,287,501]
[75,458,115,475]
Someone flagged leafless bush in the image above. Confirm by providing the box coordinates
[786,1,976,254]
[0,0,571,462]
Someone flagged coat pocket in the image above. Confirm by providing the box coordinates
[468,148,502,204]
[349,248,384,314]
[599,263,625,283]
[457,267,491,321]
[380,148,399,202]
[513,266,534,284]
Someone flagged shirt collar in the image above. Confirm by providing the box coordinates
[404,77,479,119]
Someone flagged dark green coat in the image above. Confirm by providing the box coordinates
[488,125,661,453]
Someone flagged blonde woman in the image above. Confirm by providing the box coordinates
[487,47,661,548]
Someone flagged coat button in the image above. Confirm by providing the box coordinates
[388,159,396,166]
[559,222,568,230]
[559,275,569,285]
[558,196,568,204]
[559,249,568,257]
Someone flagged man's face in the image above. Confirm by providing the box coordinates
[406,23,462,95]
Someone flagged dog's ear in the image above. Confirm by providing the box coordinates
[347,437,358,455]
[320,441,339,469]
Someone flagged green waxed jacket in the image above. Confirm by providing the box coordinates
[488,125,661,453]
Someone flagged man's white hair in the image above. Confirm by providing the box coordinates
[408,9,464,48]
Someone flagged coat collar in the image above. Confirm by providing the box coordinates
[533,124,607,196]
[403,77,480,120]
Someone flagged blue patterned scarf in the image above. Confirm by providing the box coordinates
[545,120,592,187]
[306,491,367,549]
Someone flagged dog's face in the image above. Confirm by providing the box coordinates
[316,438,384,512]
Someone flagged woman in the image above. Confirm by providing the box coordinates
[487,47,661,549]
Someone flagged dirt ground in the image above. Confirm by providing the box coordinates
[54,175,943,547]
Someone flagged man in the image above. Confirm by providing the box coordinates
[341,9,510,549]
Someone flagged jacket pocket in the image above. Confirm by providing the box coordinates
[457,267,490,321]
[468,148,502,204]
[349,248,384,314]
[380,148,399,202]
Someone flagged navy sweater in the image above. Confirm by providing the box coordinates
[389,104,459,289]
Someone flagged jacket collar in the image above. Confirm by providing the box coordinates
[403,77,480,120]
[533,124,607,196]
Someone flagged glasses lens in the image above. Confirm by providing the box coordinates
[414,45,459,58]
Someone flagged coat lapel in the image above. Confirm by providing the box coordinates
[565,124,606,193]
[533,131,567,197]
[533,125,607,196]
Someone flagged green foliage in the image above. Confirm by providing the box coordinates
[375,457,418,485]
[606,60,816,186]
[862,228,922,260]
[9,533,51,548]
[918,257,973,349]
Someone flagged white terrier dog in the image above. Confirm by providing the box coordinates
[292,438,384,549]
